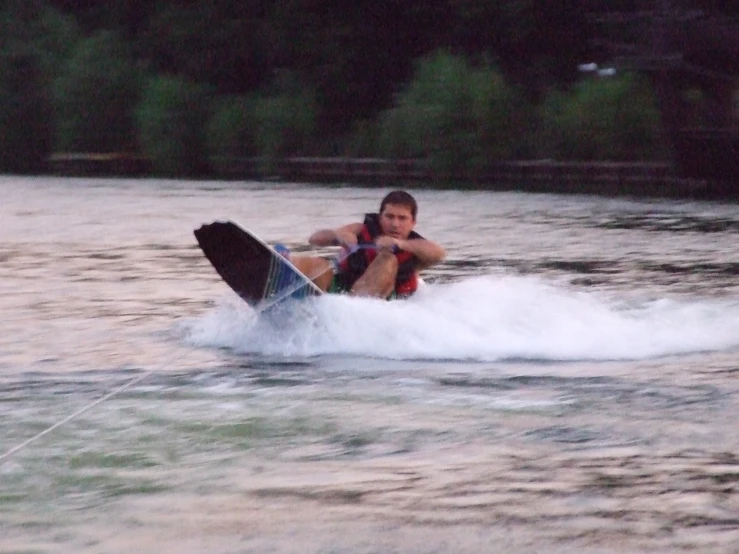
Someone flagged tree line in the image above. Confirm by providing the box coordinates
[0,0,733,177]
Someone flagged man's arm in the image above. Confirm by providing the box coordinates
[309,223,363,247]
[376,236,446,270]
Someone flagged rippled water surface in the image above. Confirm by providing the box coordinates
[2,176,739,553]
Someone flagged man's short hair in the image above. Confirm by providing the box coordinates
[380,190,418,219]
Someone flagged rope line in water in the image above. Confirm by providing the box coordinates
[0,369,153,463]
[0,243,380,463]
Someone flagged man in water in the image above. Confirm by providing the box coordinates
[290,190,445,298]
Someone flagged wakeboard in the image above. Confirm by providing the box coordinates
[194,220,323,309]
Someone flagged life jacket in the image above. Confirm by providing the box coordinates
[337,213,423,297]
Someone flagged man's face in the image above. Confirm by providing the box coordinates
[379,203,415,239]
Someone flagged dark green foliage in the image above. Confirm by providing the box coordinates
[141,1,267,94]
[50,0,155,37]
[252,72,318,165]
[378,52,526,176]
[23,4,80,78]
[539,73,667,161]
[0,0,80,76]
[343,119,378,158]
[206,95,257,161]
[52,32,140,152]
[136,76,211,177]
[0,1,69,172]
[0,46,52,173]
[2,0,732,176]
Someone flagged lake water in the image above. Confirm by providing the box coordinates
[2,176,739,553]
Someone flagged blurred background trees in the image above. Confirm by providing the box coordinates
[52,31,140,153]
[539,73,667,161]
[0,0,734,175]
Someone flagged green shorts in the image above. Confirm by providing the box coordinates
[327,274,350,294]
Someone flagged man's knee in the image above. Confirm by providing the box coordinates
[371,250,398,271]
[350,249,398,298]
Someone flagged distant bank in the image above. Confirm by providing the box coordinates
[45,154,738,201]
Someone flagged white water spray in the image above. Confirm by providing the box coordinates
[182,275,739,362]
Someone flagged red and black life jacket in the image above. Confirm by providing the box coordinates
[336,213,423,297]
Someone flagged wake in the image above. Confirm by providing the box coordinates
[181,275,739,362]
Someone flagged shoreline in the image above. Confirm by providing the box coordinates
[38,154,738,200]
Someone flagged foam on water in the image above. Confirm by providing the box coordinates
[181,275,739,362]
